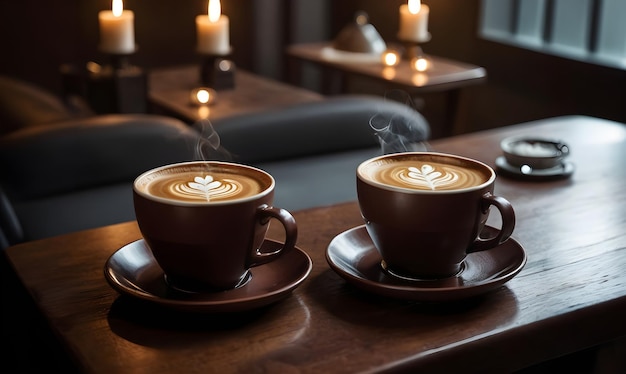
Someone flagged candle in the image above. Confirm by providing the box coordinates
[398,0,430,43]
[381,49,401,67]
[410,56,429,72]
[99,0,135,54]
[190,87,217,105]
[196,0,230,55]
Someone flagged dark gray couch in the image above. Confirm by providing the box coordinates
[0,75,429,249]
[210,95,430,211]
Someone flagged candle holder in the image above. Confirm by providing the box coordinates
[98,42,138,66]
[109,52,132,70]
[398,35,430,60]
[399,40,431,72]
[85,47,148,114]
[199,52,236,90]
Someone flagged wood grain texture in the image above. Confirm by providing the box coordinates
[6,115,626,373]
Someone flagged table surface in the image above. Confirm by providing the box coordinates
[287,42,487,94]
[6,115,626,373]
[148,65,323,123]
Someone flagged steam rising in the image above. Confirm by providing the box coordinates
[193,119,233,161]
[369,91,430,154]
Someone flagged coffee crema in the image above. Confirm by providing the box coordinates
[363,159,489,191]
[137,169,266,202]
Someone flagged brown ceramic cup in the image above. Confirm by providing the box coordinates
[133,161,298,292]
[357,152,515,279]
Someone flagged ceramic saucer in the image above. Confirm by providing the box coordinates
[326,225,527,302]
[105,239,312,313]
[496,156,574,181]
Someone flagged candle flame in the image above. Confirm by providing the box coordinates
[191,87,216,106]
[412,57,429,72]
[408,0,421,14]
[383,51,399,66]
[112,0,123,17]
[208,0,221,23]
[196,89,211,104]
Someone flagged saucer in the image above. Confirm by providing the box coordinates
[495,156,574,181]
[104,239,312,313]
[325,225,526,302]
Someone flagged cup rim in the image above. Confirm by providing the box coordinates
[133,161,275,206]
[500,136,568,159]
[357,152,496,194]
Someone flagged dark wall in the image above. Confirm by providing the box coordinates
[0,0,255,93]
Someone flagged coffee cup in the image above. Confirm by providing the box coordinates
[133,161,298,292]
[501,136,569,171]
[357,152,515,279]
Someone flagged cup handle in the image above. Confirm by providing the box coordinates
[468,192,516,253]
[248,204,298,266]
[556,142,570,156]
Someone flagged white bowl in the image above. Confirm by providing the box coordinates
[500,136,569,170]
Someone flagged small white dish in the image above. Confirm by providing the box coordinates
[500,136,570,170]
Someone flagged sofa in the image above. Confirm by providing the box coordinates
[0,75,430,249]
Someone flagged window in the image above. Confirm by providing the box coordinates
[479,0,626,70]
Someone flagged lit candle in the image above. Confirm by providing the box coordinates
[98,0,135,54]
[398,0,430,43]
[190,87,217,105]
[410,56,429,72]
[196,0,230,55]
[381,49,401,67]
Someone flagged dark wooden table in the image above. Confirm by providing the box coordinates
[287,42,487,137]
[5,115,626,373]
[148,65,323,123]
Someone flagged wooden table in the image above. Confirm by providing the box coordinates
[287,42,487,137]
[5,116,626,373]
[148,65,323,123]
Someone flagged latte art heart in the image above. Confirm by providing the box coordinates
[363,158,489,191]
[390,163,482,190]
[139,168,266,203]
[175,175,243,201]
[400,165,460,190]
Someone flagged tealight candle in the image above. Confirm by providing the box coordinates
[381,49,401,67]
[99,0,135,54]
[196,0,230,55]
[410,56,429,72]
[190,87,217,105]
[398,0,430,43]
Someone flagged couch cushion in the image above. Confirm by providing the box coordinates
[211,95,429,164]
[0,75,84,136]
[256,147,382,212]
[12,183,135,241]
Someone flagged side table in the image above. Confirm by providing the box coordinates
[148,65,324,124]
[287,42,487,137]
